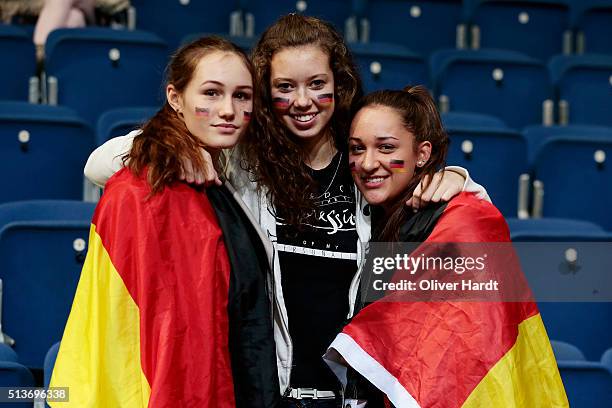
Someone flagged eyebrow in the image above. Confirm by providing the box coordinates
[200,80,253,89]
[348,136,399,141]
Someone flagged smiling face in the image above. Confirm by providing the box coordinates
[269,45,335,142]
[167,51,253,151]
[349,105,431,212]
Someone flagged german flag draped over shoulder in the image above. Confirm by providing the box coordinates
[325,193,568,408]
[49,168,237,407]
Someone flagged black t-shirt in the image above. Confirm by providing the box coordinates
[275,151,358,390]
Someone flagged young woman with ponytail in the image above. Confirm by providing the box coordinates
[324,86,566,408]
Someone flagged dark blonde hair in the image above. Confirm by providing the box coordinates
[245,14,363,226]
[358,85,449,241]
[127,36,254,194]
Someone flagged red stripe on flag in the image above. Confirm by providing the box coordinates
[341,193,540,407]
[93,169,236,407]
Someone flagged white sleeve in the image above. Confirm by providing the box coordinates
[445,166,492,203]
[84,130,140,187]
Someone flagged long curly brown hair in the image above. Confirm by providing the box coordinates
[244,14,363,226]
[127,36,254,194]
[360,86,450,242]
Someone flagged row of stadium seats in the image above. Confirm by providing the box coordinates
[0,204,609,407]
[3,100,610,221]
[443,115,612,222]
[103,0,612,58]
[3,25,612,129]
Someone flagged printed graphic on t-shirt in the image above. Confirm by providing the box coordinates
[276,154,357,260]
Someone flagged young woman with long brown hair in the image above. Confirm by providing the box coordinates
[51,37,279,407]
[84,15,489,407]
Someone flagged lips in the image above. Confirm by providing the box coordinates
[361,175,389,188]
[289,112,319,129]
[291,113,317,122]
[212,123,239,134]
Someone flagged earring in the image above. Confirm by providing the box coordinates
[417,160,425,167]
[176,108,184,118]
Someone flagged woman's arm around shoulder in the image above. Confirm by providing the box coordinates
[84,130,139,187]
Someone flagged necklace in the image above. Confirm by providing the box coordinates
[313,151,342,199]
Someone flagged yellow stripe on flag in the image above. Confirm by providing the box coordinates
[49,224,151,407]
[463,313,569,407]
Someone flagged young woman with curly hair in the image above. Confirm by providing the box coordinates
[84,14,489,407]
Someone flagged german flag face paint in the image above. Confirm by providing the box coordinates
[317,93,334,104]
[350,161,357,172]
[195,107,209,117]
[390,159,407,172]
[272,97,290,109]
[244,111,252,122]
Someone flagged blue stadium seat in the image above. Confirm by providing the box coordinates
[431,49,552,128]
[574,2,612,55]
[97,106,157,146]
[536,304,612,363]
[180,33,256,54]
[557,361,612,407]
[0,200,96,228]
[509,217,612,360]
[130,0,239,50]
[350,42,428,92]
[549,54,612,127]
[507,218,608,241]
[468,0,570,61]
[44,342,60,408]
[0,201,95,368]
[45,28,167,125]
[0,344,18,363]
[602,347,612,373]
[44,343,60,388]
[0,24,36,102]
[533,136,612,229]
[0,102,94,203]
[243,0,353,36]
[442,111,507,128]
[523,125,612,165]
[551,340,587,361]
[0,362,35,408]
[442,123,526,216]
[363,0,464,56]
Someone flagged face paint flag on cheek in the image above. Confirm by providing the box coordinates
[317,93,334,104]
[349,161,357,172]
[390,159,407,173]
[244,111,252,122]
[272,97,290,109]
[195,107,209,117]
